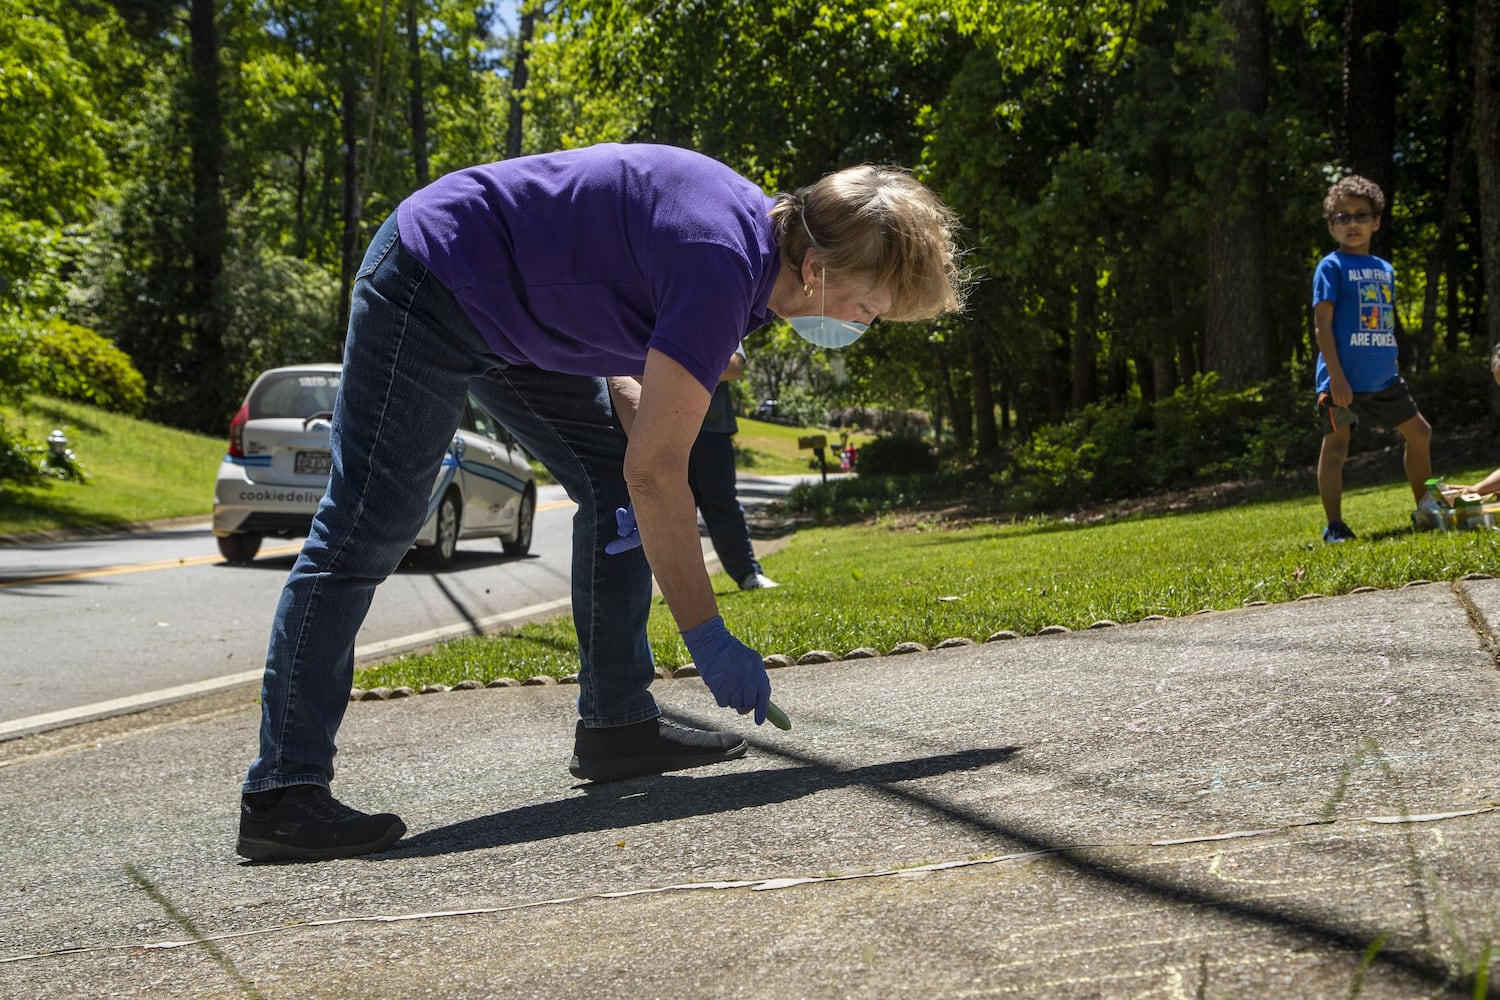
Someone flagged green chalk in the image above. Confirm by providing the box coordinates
[766,700,792,731]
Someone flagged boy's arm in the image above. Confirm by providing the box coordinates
[1313,300,1353,407]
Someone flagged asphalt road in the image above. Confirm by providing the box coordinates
[0,578,1494,996]
[0,485,582,737]
[0,474,814,740]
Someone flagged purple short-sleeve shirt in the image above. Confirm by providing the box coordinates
[396,143,781,393]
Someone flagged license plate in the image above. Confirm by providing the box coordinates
[295,451,332,475]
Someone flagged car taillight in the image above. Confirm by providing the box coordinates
[227,401,249,458]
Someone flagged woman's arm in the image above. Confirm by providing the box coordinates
[622,349,718,630]
[607,376,642,437]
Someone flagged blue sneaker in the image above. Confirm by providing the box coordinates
[1322,520,1356,543]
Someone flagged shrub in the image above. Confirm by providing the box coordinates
[1004,371,1311,508]
[0,314,37,482]
[30,319,146,415]
[0,313,31,403]
[1404,353,1493,432]
[855,433,939,476]
[786,467,992,519]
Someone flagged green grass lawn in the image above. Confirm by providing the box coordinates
[0,397,225,535]
[354,469,1500,690]
[733,416,870,475]
[10,395,1497,697]
[0,400,851,537]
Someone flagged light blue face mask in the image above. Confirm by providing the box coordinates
[786,265,870,352]
[788,210,871,349]
[788,312,868,349]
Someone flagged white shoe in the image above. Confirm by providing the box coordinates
[739,572,779,590]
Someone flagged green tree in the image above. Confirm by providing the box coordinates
[1476,0,1500,413]
[1202,0,1272,388]
[12,0,1497,472]
[0,0,119,477]
[1341,0,1400,261]
[0,0,111,315]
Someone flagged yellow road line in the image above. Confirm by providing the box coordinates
[0,544,302,588]
[0,497,576,590]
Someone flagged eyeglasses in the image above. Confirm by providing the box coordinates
[1329,211,1375,226]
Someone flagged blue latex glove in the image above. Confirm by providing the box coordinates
[681,615,771,724]
[604,504,641,554]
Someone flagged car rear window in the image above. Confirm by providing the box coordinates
[249,371,341,419]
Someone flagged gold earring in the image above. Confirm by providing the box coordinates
[803,283,813,297]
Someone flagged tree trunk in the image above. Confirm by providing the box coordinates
[1475,0,1500,414]
[1149,140,1179,401]
[186,0,228,431]
[934,340,970,452]
[1151,353,1174,401]
[1418,105,1467,363]
[1203,0,1272,389]
[1071,260,1098,410]
[970,333,998,461]
[294,141,310,257]
[1417,13,1466,361]
[1103,356,1129,401]
[1044,342,1066,424]
[1177,328,1199,384]
[1170,246,1194,388]
[407,0,429,188]
[506,4,536,160]
[1341,0,1400,261]
[1444,233,1461,354]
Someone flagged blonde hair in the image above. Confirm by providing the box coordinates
[770,165,968,322]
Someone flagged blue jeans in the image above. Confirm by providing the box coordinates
[244,213,658,793]
[688,430,762,584]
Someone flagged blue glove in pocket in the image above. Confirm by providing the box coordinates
[681,615,771,724]
[604,504,642,554]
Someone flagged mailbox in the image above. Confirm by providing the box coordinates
[798,434,830,485]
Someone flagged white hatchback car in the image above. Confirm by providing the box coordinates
[212,364,537,568]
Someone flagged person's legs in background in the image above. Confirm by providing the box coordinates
[468,368,658,727]
[469,368,749,782]
[689,428,775,589]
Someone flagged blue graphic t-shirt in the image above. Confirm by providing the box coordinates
[1312,251,1398,394]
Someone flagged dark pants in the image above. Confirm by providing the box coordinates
[688,430,762,585]
[245,213,658,793]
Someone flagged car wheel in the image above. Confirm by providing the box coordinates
[502,486,536,557]
[420,490,461,570]
[217,532,263,564]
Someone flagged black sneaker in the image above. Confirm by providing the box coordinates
[568,717,749,782]
[237,785,406,862]
[1322,520,1357,543]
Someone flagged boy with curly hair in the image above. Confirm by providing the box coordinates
[1312,175,1432,542]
